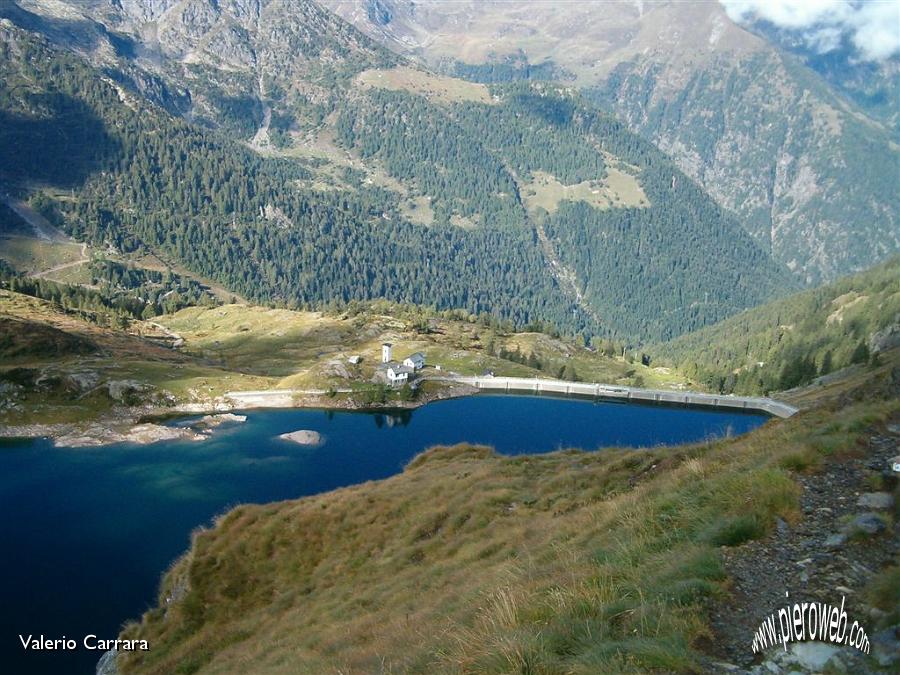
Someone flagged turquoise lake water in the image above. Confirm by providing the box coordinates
[0,394,767,674]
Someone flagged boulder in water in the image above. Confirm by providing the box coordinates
[278,430,323,446]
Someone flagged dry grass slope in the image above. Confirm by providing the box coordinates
[118,350,898,674]
[0,291,271,424]
[521,169,649,214]
[355,67,495,105]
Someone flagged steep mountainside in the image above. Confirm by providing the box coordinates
[746,19,900,139]
[592,49,898,284]
[4,0,398,136]
[655,257,900,395]
[320,0,900,285]
[0,5,795,341]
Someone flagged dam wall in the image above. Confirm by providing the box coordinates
[441,376,798,418]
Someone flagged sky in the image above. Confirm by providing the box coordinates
[720,0,900,61]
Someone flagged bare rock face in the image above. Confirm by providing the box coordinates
[278,429,323,445]
[117,0,180,23]
[64,371,100,393]
[322,359,351,379]
[869,320,900,354]
[320,0,899,285]
[106,379,150,404]
[12,0,393,139]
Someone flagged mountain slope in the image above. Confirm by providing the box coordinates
[320,0,900,285]
[592,48,899,284]
[5,0,398,136]
[0,9,795,341]
[0,20,593,336]
[655,257,900,395]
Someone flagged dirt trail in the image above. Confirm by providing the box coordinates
[32,242,90,279]
[704,419,900,672]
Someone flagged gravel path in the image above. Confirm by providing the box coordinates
[704,421,899,672]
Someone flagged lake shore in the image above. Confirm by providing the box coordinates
[0,381,478,447]
[0,376,789,448]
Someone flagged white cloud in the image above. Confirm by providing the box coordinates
[720,0,900,61]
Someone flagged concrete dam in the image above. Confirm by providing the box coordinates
[441,376,799,419]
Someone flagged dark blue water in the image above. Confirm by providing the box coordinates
[0,395,766,674]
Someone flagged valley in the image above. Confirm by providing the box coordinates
[0,3,797,342]
[0,2,896,674]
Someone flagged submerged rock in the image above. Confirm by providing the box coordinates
[278,430,323,446]
[195,412,248,428]
[55,423,207,448]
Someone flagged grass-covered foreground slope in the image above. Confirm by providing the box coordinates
[116,349,899,674]
[655,257,900,395]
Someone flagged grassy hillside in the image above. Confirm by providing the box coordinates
[116,347,899,674]
[0,290,683,427]
[654,257,900,395]
[0,290,270,425]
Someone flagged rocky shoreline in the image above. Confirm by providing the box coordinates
[0,382,478,448]
[0,408,248,448]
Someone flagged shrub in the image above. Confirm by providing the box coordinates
[703,514,764,547]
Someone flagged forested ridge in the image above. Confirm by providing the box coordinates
[0,258,218,328]
[335,81,796,339]
[0,26,597,335]
[655,257,900,394]
[0,21,795,342]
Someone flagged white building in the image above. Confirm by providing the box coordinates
[403,352,425,370]
[386,363,413,385]
[382,343,392,363]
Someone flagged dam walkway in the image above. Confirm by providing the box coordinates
[431,376,799,418]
